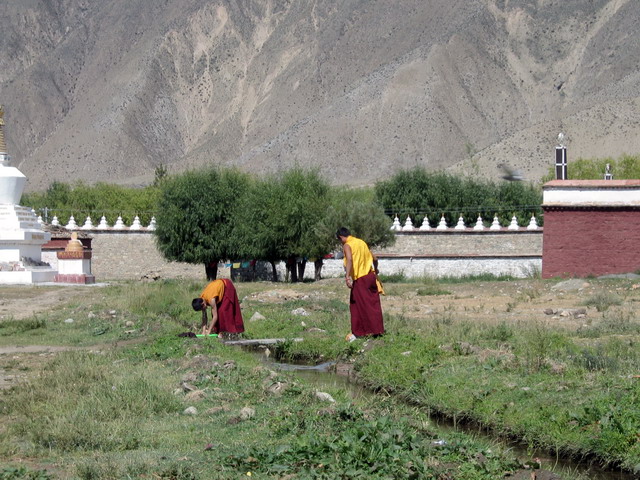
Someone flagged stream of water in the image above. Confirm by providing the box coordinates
[262,355,636,480]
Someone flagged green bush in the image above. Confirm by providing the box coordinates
[375,167,542,227]
[21,181,160,225]
[0,467,51,480]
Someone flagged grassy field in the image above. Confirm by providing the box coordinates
[1,276,639,479]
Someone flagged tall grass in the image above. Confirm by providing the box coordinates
[1,351,180,453]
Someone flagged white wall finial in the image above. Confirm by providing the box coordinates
[508,215,519,230]
[130,215,142,230]
[97,216,109,229]
[65,215,78,230]
[402,216,414,231]
[81,216,94,229]
[113,215,125,230]
[436,214,448,230]
[489,215,501,230]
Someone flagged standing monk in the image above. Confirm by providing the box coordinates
[336,227,385,339]
[191,278,244,336]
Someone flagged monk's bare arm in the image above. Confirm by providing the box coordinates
[343,244,353,288]
[206,299,219,335]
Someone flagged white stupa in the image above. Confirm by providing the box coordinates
[0,106,56,283]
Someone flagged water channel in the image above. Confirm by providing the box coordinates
[258,353,635,480]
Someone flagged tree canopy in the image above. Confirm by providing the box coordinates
[375,167,542,226]
[233,168,332,281]
[154,167,251,279]
[21,181,160,225]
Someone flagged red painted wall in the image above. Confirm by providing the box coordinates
[542,208,640,278]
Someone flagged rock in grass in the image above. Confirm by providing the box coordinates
[315,391,336,403]
[239,407,255,420]
[266,381,289,396]
[185,390,206,401]
[183,406,198,415]
[551,279,588,291]
[250,312,266,322]
[306,327,326,333]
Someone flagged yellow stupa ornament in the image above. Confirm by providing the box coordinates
[65,232,84,252]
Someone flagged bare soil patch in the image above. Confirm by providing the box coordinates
[0,285,95,321]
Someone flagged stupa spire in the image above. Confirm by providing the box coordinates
[0,105,7,161]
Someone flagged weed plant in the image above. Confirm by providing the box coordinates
[582,291,623,312]
[0,317,46,336]
[0,467,51,480]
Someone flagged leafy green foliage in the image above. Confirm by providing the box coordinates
[21,181,160,225]
[0,467,51,480]
[228,413,518,479]
[375,167,542,226]
[234,167,332,268]
[154,167,251,266]
[229,415,433,478]
[317,186,396,250]
[541,154,640,182]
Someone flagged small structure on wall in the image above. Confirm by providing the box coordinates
[54,232,95,284]
[542,179,640,278]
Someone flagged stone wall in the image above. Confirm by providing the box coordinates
[86,232,203,281]
[50,230,542,281]
[378,231,542,256]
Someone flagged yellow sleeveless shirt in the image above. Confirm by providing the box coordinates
[343,236,374,280]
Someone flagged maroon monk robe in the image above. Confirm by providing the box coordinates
[214,279,245,334]
[349,271,384,337]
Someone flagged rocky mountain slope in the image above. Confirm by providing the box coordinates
[1,0,639,191]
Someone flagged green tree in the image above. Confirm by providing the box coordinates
[375,167,542,227]
[311,187,396,280]
[154,167,251,280]
[21,181,160,226]
[234,168,330,282]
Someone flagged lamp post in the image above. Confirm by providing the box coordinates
[555,132,567,180]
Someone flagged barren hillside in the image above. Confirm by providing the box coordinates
[1,0,639,191]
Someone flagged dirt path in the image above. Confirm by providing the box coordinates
[0,284,104,320]
[0,283,115,389]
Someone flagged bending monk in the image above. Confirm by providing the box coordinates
[336,227,385,339]
[191,278,244,336]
